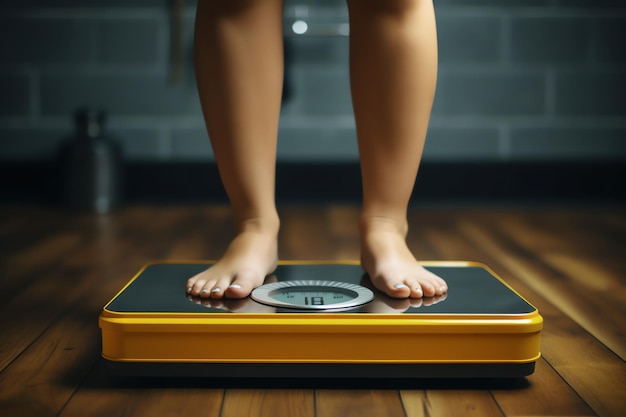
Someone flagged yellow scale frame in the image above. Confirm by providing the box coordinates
[99,261,542,378]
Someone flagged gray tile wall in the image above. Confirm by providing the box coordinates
[1,0,625,162]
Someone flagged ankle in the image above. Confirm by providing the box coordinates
[236,214,280,235]
[359,215,408,238]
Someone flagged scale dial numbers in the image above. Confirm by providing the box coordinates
[251,280,374,311]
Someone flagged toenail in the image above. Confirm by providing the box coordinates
[393,284,408,289]
[229,284,242,289]
[211,288,221,293]
[200,289,209,293]
[187,287,192,293]
[439,286,446,292]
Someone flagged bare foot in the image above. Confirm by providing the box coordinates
[360,217,447,299]
[186,219,279,299]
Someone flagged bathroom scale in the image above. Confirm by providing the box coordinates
[99,261,542,378]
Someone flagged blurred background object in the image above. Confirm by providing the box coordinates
[0,0,624,205]
[60,108,123,214]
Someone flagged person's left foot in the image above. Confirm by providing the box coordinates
[360,217,447,298]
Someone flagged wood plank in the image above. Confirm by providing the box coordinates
[0,266,94,372]
[603,211,626,232]
[491,359,596,417]
[484,210,626,358]
[1,231,85,295]
[406,209,451,261]
[326,205,359,241]
[0,281,109,417]
[164,205,232,260]
[280,206,337,260]
[326,205,360,260]
[453,215,626,417]
[315,390,406,417]
[0,206,163,372]
[220,389,314,417]
[0,220,165,416]
[58,361,224,417]
[541,251,626,352]
[0,205,70,252]
[414,211,603,417]
[55,332,225,414]
[400,389,503,417]
[538,322,626,417]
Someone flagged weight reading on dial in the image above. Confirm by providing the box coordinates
[271,287,354,306]
[251,280,374,311]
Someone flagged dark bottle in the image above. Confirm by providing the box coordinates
[62,109,123,213]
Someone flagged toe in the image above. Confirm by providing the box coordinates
[389,282,411,298]
[437,280,448,295]
[198,280,219,298]
[210,277,233,299]
[409,285,424,298]
[209,287,223,298]
[225,269,264,299]
[225,283,247,299]
[426,269,448,295]
[373,273,411,298]
[419,281,437,297]
[431,278,447,296]
[419,269,447,297]
[190,279,207,296]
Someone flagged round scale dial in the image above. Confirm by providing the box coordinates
[251,280,374,311]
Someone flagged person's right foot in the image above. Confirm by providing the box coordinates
[186,218,279,299]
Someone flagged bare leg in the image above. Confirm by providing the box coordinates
[348,0,447,298]
[187,0,283,299]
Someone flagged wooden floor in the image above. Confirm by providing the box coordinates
[1,203,625,417]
